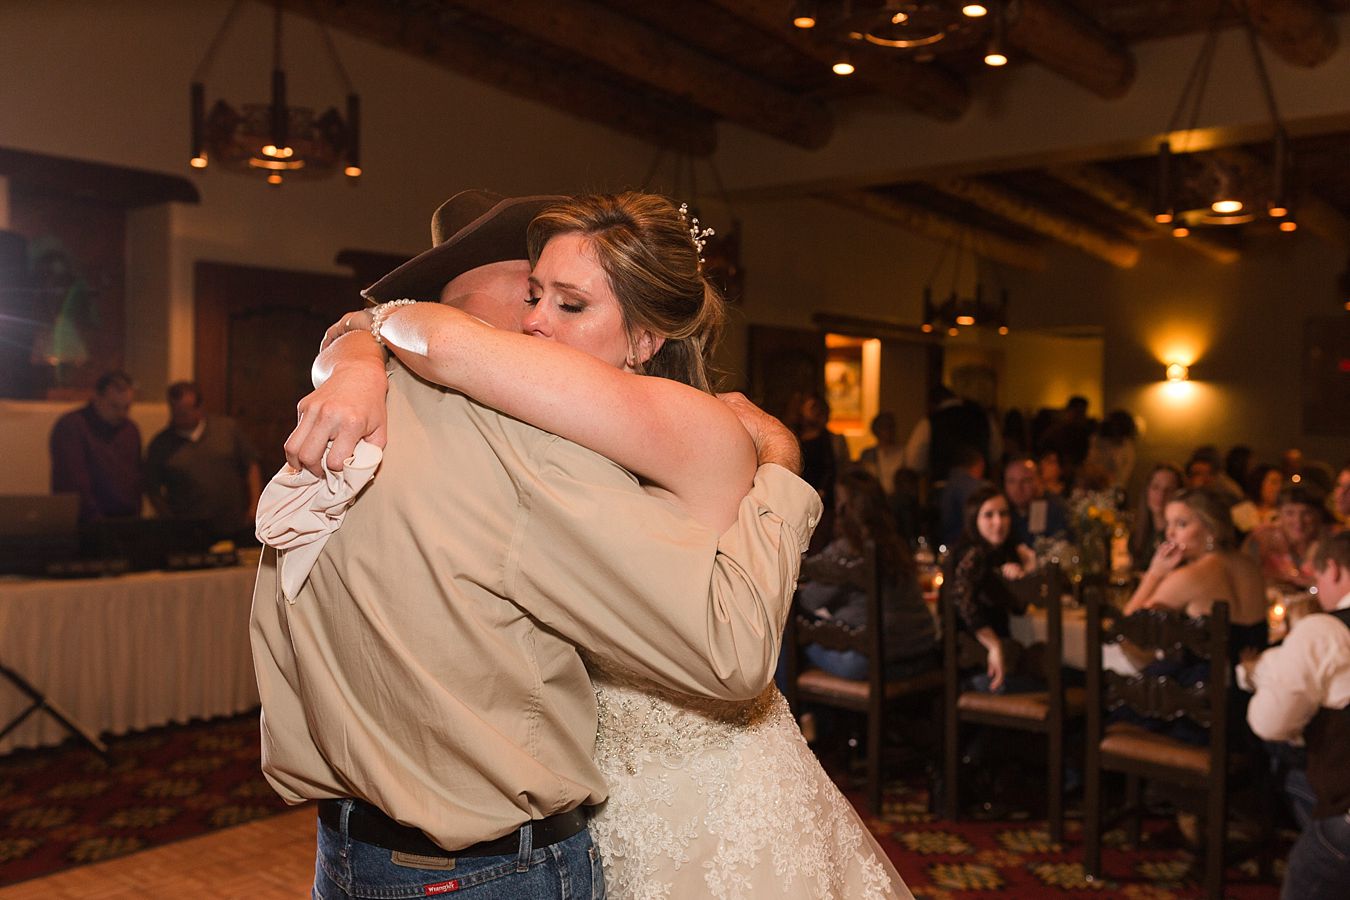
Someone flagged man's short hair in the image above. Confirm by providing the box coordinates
[166,381,203,407]
[94,371,133,395]
[953,443,984,470]
[1003,453,1035,476]
[1314,530,1350,572]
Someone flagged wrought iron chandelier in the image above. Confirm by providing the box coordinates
[1151,0,1294,236]
[920,230,1009,337]
[791,1,1009,75]
[189,1,361,186]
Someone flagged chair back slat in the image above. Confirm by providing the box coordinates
[793,546,882,661]
[1098,602,1230,730]
[793,615,866,653]
[1107,607,1221,661]
[1103,671,1216,725]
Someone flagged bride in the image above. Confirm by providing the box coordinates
[306,192,909,899]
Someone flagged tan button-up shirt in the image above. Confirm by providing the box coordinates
[250,364,821,851]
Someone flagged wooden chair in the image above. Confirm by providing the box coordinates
[941,563,1083,843]
[1082,597,1231,900]
[783,544,944,814]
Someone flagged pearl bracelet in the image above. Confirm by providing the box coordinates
[370,299,418,346]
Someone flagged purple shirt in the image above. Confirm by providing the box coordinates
[49,403,142,522]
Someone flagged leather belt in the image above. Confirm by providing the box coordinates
[317,799,588,858]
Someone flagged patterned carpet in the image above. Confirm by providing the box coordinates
[843,776,1283,899]
[0,714,287,887]
[0,713,1286,896]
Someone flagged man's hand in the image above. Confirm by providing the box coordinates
[717,392,802,475]
[285,351,389,476]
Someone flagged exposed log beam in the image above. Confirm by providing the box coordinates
[825,190,1048,272]
[441,0,833,149]
[283,0,717,154]
[1007,0,1135,99]
[705,0,970,121]
[1047,164,1241,264]
[1210,147,1350,248]
[930,177,1141,267]
[1247,0,1339,68]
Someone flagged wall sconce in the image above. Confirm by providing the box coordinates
[1165,362,1189,382]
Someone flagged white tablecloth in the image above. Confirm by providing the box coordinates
[0,556,260,753]
[1010,605,1139,674]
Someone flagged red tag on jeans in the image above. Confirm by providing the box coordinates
[423,880,460,895]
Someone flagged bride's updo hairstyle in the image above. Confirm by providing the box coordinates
[527,192,725,393]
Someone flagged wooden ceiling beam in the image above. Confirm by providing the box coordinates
[1007,0,1135,99]
[930,176,1141,267]
[825,190,1048,272]
[282,0,717,155]
[1047,164,1241,264]
[1247,0,1339,68]
[705,0,971,121]
[440,0,833,149]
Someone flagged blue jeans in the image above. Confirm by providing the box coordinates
[313,802,605,899]
[1283,811,1350,900]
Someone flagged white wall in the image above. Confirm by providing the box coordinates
[0,0,663,391]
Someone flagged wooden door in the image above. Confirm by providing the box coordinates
[194,261,362,472]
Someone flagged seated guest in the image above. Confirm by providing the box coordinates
[943,485,1041,694]
[1186,446,1244,506]
[857,411,904,499]
[938,444,988,548]
[1231,462,1283,535]
[1246,531,1350,900]
[797,467,939,681]
[1129,462,1184,570]
[49,370,142,523]
[1004,455,1070,548]
[1122,488,1269,743]
[1331,461,1350,530]
[1037,449,1066,497]
[145,381,262,543]
[1083,408,1137,499]
[1243,485,1328,590]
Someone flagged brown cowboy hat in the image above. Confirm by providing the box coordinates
[362,189,565,303]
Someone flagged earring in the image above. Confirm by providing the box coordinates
[1205,536,1215,552]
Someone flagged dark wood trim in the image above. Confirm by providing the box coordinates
[0,146,199,209]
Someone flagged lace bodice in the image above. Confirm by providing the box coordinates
[584,655,908,900]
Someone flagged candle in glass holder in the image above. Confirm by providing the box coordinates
[1268,599,1288,642]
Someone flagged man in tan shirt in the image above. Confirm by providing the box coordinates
[251,192,820,898]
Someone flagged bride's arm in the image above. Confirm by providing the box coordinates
[334,302,757,532]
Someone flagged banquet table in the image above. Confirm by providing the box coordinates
[1009,603,1139,674]
[0,552,261,754]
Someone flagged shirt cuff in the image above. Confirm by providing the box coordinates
[738,463,823,553]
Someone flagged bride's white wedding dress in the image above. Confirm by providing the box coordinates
[586,656,913,899]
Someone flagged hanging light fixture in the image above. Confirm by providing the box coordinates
[983,2,1008,67]
[791,0,819,29]
[1152,0,1293,234]
[920,229,1010,337]
[802,1,1001,75]
[189,0,362,186]
[832,46,856,76]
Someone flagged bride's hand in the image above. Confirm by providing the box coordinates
[285,357,388,476]
[320,309,375,352]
